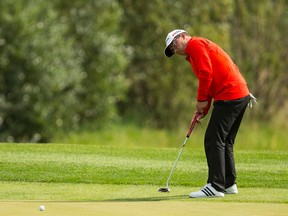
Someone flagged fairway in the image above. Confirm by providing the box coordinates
[1,201,287,216]
[0,143,287,215]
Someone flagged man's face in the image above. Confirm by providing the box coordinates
[168,34,181,54]
[168,34,186,56]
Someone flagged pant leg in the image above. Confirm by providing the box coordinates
[204,95,249,192]
[225,98,249,188]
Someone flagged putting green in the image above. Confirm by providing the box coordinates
[0,201,287,216]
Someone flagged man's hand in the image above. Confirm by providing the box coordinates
[196,101,208,113]
[196,101,208,120]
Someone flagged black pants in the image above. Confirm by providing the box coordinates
[204,95,250,192]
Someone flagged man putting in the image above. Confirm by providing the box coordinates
[164,29,255,198]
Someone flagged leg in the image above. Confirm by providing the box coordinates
[204,96,250,192]
[204,103,231,192]
[225,99,248,188]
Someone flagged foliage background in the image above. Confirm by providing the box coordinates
[0,0,287,142]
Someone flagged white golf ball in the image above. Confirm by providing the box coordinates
[39,205,45,211]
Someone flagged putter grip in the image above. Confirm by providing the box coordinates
[186,112,200,137]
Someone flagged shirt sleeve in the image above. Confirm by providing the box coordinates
[186,39,212,101]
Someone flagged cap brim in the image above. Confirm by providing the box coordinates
[164,46,174,57]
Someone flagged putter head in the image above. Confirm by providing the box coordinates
[158,187,170,193]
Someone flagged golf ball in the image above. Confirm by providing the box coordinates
[39,205,45,211]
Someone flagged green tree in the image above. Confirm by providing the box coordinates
[0,0,83,142]
[0,0,129,142]
[54,0,129,127]
[231,0,288,120]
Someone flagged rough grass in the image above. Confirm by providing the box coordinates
[52,119,288,150]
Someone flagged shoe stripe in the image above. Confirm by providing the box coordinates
[201,187,215,196]
[205,187,216,196]
[201,186,216,196]
[201,188,210,196]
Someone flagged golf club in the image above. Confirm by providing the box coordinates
[158,111,201,193]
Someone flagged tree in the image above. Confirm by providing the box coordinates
[231,0,288,119]
[0,0,129,142]
[0,0,83,142]
[54,0,129,128]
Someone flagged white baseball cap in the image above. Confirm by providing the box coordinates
[164,29,187,57]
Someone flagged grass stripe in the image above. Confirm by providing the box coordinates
[0,143,287,203]
[0,144,287,188]
[0,182,287,204]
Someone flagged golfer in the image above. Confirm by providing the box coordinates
[164,29,256,198]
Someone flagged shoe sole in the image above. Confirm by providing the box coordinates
[224,191,238,194]
[189,195,224,198]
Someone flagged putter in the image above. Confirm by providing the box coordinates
[158,111,201,193]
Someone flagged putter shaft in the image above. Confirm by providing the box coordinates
[160,112,200,192]
[164,137,188,188]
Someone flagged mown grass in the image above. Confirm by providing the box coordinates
[0,143,287,203]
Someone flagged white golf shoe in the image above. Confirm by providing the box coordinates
[225,184,238,194]
[189,183,225,198]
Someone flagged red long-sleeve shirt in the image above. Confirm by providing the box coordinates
[185,37,249,102]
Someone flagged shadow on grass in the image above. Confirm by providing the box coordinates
[104,195,188,202]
